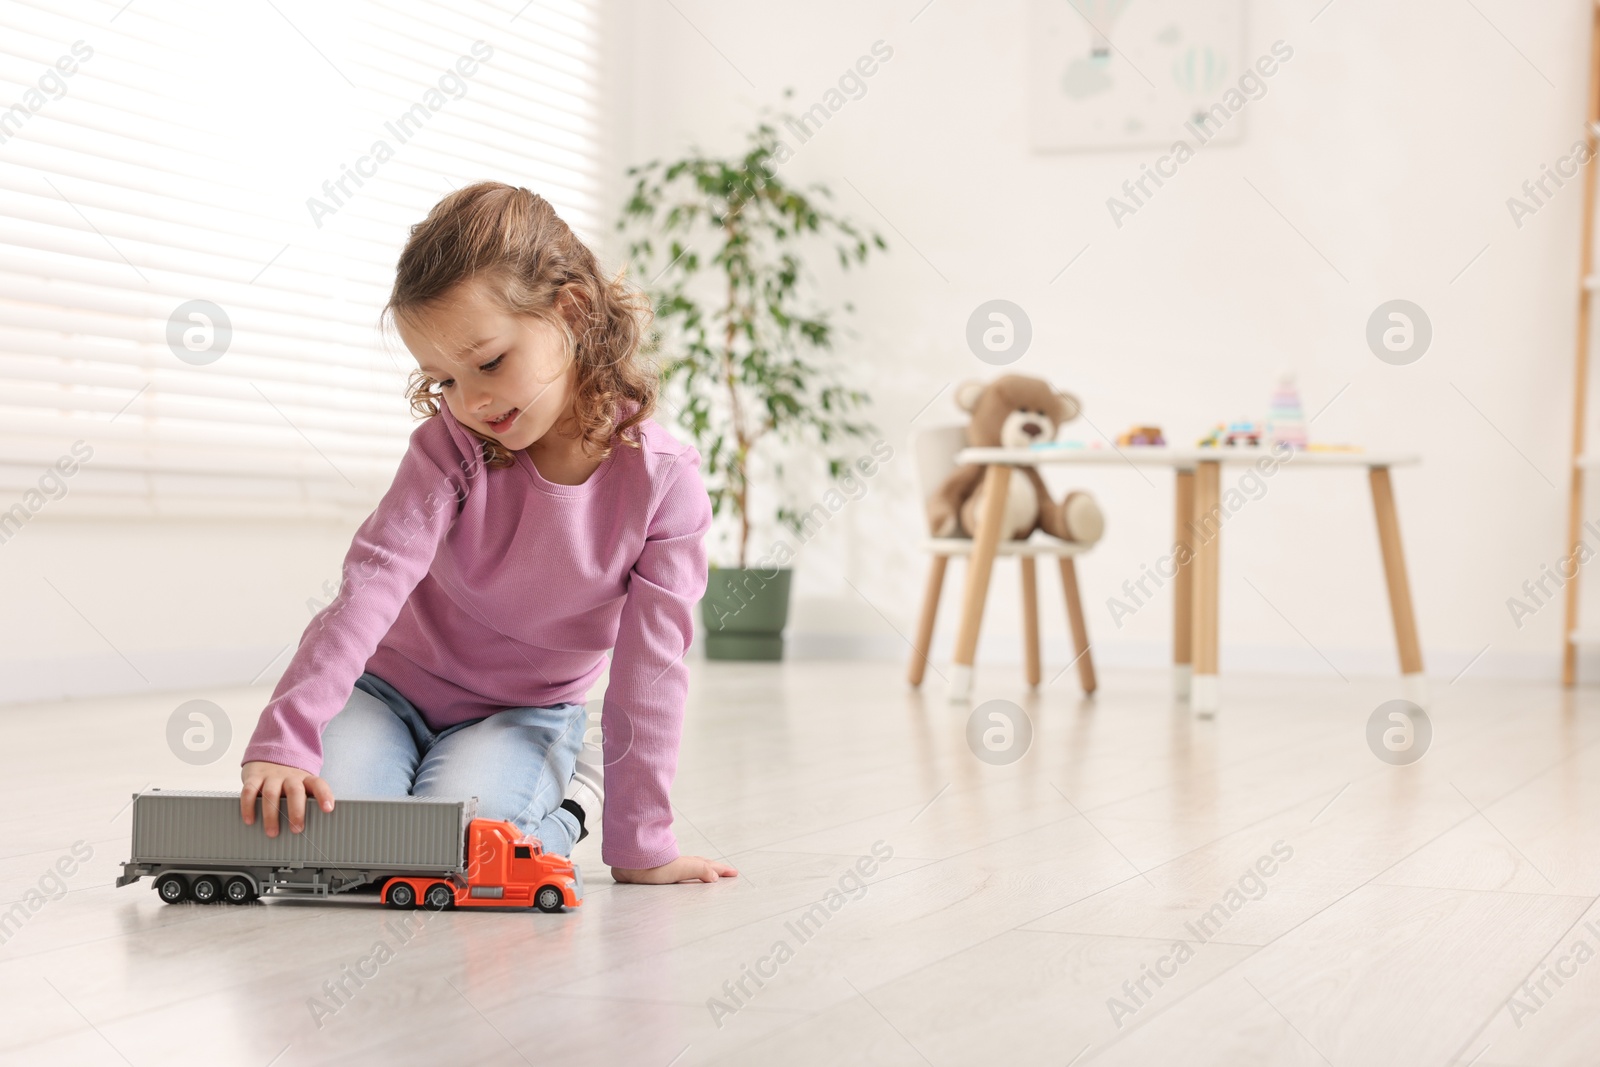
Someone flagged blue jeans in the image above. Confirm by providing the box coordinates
[319,672,587,856]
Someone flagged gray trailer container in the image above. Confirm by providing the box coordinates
[117,789,477,903]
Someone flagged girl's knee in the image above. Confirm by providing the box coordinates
[320,756,415,797]
[446,788,571,851]
[530,806,580,857]
[321,687,420,795]
[467,789,554,831]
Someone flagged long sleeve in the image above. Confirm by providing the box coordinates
[598,448,712,869]
[241,422,473,773]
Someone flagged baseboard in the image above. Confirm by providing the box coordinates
[0,633,1575,707]
[776,630,1566,683]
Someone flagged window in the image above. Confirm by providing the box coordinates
[0,0,607,517]
[513,845,532,859]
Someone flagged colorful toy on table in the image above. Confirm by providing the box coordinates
[1267,375,1308,449]
[1199,420,1264,447]
[1115,425,1165,447]
[1225,420,1263,446]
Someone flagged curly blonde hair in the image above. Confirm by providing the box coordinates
[385,182,656,469]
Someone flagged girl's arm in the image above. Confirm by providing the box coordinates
[240,420,473,832]
[599,447,733,882]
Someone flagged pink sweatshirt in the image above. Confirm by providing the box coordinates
[241,402,711,869]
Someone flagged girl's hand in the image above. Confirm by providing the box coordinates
[611,855,739,884]
[240,761,335,837]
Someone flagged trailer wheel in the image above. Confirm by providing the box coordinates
[224,876,257,904]
[535,885,564,913]
[190,875,222,904]
[155,874,188,904]
[424,883,454,910]
[386,881,416,908]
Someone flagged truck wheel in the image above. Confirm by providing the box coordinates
[191,875,222,904]
[424,883,454,910]
[535,885,564,913]
[386,882,416,908]
[224,877,257,904]
[155,874,189,904]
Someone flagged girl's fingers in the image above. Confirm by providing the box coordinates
[307,775,336,813]
[239,779,259,826]
[689,856,738,880]
[260,779,283,837]
[285,778,308,833]
[684,861,718,884]
[609,857,741,885]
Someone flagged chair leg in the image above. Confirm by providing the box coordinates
[951,465,1012,701]
[908,555,949,687]
[1021,556,1041,687]
[1057,556,1097,694]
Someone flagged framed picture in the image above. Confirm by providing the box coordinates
[1030,0,1247,152]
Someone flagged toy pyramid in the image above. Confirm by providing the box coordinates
[1267,375,1307,449]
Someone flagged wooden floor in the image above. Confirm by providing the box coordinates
[3,662,1599,1066]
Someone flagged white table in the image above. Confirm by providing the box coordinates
[949,444,1424,712]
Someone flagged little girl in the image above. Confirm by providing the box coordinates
[239,182,737,886]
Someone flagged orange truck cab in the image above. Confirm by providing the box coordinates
[381,819,582,913]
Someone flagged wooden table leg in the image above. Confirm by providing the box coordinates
[1370,465,1427,706]
[1563,465,1583,684]
[908,555,948,687]
[1190,460,1221,714]
[1173,468,1195,700]
[1020,556,1040,688]
[1057,556,1097,694]
[950,465,1011,701]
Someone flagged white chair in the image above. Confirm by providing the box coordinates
[907,425,1097,699]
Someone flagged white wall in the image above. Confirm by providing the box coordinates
[0,518,355,701]
[611,0,1599,682]
[2,0,1595,707]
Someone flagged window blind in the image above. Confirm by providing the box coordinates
[0,0,607,519]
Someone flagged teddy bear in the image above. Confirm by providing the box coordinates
[926,374,1105,545]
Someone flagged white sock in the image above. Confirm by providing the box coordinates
[562,733,604,842]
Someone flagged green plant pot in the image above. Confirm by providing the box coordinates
[700,567,793,661]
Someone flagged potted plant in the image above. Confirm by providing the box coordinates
[617,104,888,660]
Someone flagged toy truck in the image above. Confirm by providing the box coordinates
[1115,424,1166,447]
[1198,420,1264,448]
[116,789,581,913]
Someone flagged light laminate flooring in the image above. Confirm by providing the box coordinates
[2,663,1597,1066]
